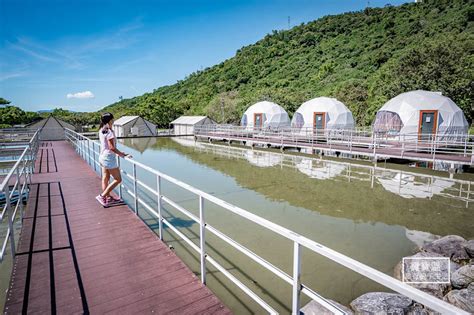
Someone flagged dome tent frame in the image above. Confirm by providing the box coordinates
[372,90,468,140]
[241,101,290,130]
[291,97,355,134]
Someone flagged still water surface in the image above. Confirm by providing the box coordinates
[115,137,473,314]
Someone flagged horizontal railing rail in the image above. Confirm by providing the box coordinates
[0,129,39,262]
[65,128,468,315]
[194,125,474,166]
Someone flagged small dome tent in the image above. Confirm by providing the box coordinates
[240,101,290,130]
[291,97,355,132]
[372,90,468,140]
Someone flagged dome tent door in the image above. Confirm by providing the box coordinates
[313,112,326,132]
[418,110,438,140]
[254,113,264,128]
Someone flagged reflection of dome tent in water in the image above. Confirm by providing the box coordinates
[295,158,347,180]
[241,101,290,130]
[291,97,355,132]
[244,150,282,167]
[372,90,469,138]
[376,171,454,199]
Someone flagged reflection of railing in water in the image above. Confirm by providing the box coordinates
[64,128,468,315]
[0,130,40,262]
[189,141,473,208]
[194,125,474,167]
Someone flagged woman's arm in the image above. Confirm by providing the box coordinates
[107,138,129,158]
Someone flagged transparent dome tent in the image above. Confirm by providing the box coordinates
[291,97,355,136]
[241,101,290,130]
[372,90,469,140]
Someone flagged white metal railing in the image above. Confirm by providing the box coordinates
[0,130,39,262]
[64,128,468,315]
[194,125,474,166]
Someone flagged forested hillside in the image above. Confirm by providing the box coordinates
[97,0,474,127]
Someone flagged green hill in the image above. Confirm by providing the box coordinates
[104,0,473,128]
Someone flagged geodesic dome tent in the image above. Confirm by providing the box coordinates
[291,97,355,132]
[372,90,468,139]
[240,101,290,130]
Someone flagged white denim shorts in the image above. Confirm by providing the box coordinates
[99,152,118,169]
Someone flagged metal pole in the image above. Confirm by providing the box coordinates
[156,175,163,240]
[132,163,138,215]
[16,167,24,221]
[88,139,91,166]
[5,185,16,258]
[199,195,206,284]
[292,242,301,315]
[117,158,122,199]
[466,182,470,209]
[92,142,97,173]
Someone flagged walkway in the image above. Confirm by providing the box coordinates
[3,141,230,314]
[197,130,473,165]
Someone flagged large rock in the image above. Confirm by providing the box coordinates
[443,283,474,313]
[393,251,458,298]
[451,264,474,289]
[464,240,474,258]
[406,303,440,315]
[422,235,469,262]
[300,299,353,315]
[350,292,412,314]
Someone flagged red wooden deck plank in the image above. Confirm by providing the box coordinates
[4,140,231,314]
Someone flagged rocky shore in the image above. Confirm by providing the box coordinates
[301,235,474,314]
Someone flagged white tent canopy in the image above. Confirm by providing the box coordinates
[372,90,468,138]
[241,101,290,130]
[112,116,157,137]
[291,97,355,131]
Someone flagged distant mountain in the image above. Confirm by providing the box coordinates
[103,0,473,127]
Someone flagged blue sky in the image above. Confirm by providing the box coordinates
[0,0,409,112]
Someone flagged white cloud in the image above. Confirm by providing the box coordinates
[66,91,95,99]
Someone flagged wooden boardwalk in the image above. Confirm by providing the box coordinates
[3,141,230,314]
[198,132,473,165]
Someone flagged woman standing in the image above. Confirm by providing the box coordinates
[96,112,131,207]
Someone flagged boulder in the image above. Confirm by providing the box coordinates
[443,283,474,313]
[406,303,440,315]
[300,299,353,315]
[451,264,474,289]
[393,251,457,298]
[422,235,469,262]
[464,240,474,258]
[350,292,412,314]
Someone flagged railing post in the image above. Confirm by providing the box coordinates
[92,142,97,173]
[199,195,206,284]
[5,185,16,259]
[118,158,122,199]
[16,167,24,221]
[292,241,301,315]
[466,182,471,209]
[156,175,163,240]
[132,163,138,215]
[88,139,91,166]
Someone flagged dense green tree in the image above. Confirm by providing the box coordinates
[0,97,11,105]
